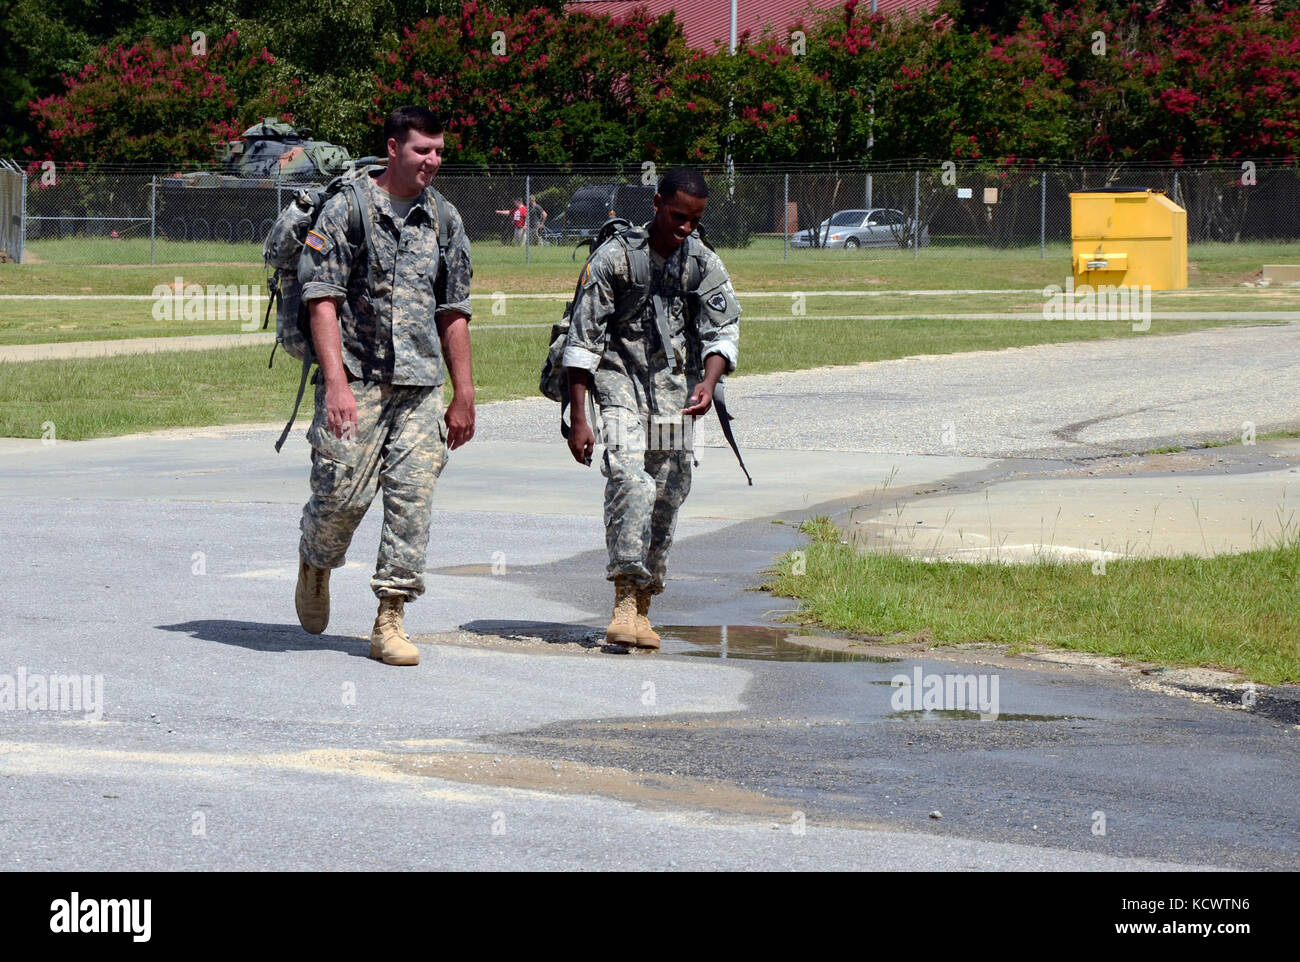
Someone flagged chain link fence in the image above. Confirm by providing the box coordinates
[7,160,1299,266]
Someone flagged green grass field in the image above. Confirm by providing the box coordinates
[13,236,1300,291]
[765,518,1300,685]
[15,236,1083,295]
[23,237,264,266]
[8,292,1294,346]
[4,239,1296,347]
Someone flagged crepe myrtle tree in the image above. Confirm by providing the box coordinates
[372,1,686,164]
[810,5,1077,163]
[29,30,299,164]
[983,0,1300,162]
[24,0,1300,168]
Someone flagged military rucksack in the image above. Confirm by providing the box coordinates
[540,218,704,425]
[539,217,751,483]
[261,161,451,452]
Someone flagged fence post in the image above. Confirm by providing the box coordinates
[19,166,27,265]
[524,173,531,266]
[1040,171,1046,259]
[913,168,919,259]
[150,175,156,265]
[1172,171,1179,207]
[783,172,789,262]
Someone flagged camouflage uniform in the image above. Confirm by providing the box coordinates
[562,227,740,592]
[297,171,472,599]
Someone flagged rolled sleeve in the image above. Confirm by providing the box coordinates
[703,339,738,373]
[563,344,602,372]
[434,204,473,321]
[299,280,347,302]
[563,250,618,366]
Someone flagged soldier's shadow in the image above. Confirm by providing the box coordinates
[459,619,630,655]
[156,620,371,658]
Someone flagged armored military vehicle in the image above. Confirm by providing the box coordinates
[158,118,352,243]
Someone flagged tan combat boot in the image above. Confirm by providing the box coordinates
[605,577,639,647]
[370,595,419,666]
[295,559,330,634]
[633,589,661,650]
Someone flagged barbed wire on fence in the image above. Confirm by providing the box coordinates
[5,159,1297,265]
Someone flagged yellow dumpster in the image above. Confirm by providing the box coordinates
[1070,188,1187,290]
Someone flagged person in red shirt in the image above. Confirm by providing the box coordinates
[494,199,527,245]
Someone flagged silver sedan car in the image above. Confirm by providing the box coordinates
[790,208,929,249]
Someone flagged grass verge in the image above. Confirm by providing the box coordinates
[0,346,308,440]
[0,327,547,439]
[763,517,1300,685]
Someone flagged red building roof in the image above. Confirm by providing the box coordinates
[565,0,936,50]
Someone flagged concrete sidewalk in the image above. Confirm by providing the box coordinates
[854,440,1300,562]
[0,331,274,361]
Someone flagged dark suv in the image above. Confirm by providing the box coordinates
[543,183,656,242]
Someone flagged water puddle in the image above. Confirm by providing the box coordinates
[890,710,1090,722]
[661,625,900,663]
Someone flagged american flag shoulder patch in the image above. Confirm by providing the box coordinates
[304,229,328,252]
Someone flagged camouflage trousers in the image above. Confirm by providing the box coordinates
[599,404,694,593]
[299,378,448,600]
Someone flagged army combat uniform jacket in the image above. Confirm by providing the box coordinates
[299,171,473,386]
[560,228,739,416]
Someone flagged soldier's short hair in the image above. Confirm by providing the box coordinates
[384,106,444,144]
[658,168,709,202]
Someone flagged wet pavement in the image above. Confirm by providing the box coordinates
[470,625,1299,870]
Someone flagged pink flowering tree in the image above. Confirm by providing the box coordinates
[29,31,299,165]
[373,1,687,165]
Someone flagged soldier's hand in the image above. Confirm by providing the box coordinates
[568,419,595,466]
[682,382,715,418]
[445,395,475,450]
[325,380,358,440]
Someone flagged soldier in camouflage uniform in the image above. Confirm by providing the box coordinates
[563,168,741,650]
[294,106,475,667]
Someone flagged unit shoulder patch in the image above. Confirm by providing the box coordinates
[706,291,728,312]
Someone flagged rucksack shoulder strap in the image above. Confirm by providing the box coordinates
[683,236,707,291]
[344,179,373,260]
[615,227,651,296]
[427,187,451,254]
[621,230,704,292]
[274,354,314,454]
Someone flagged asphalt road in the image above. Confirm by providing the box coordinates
[1,320,1297,870]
